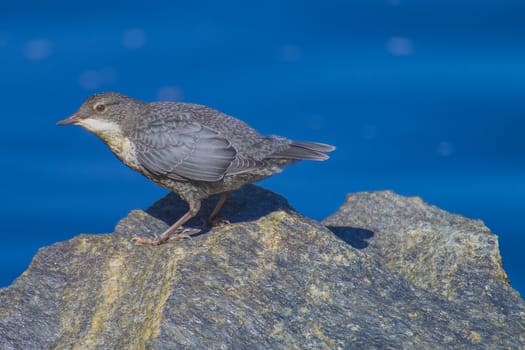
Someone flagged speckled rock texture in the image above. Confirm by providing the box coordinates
[0,185,523,349]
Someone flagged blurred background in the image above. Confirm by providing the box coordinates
[0,0,523,295]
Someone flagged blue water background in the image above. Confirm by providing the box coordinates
[1,1,524,295]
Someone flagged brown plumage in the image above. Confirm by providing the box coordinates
[58,92,335,245]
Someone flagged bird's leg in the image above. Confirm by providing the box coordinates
[206,191,231,227]
[133,200,201,246]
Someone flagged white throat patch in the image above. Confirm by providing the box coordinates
[78,118,122,135]
[76,117,140,171]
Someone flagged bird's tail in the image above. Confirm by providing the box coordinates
[270,140,336,161]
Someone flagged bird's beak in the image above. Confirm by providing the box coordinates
[56,114,80,126]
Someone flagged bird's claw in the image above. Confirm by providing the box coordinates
[131,236,162,246]
[179,227,201,235]
[132,227,200,245]
[166,233,192,242]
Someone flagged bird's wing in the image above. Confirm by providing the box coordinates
[130,116,237,182]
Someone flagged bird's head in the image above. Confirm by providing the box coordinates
[57,92,146,137]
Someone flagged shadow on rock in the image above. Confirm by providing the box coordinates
[146,184,294,234]
[327,226,374,249]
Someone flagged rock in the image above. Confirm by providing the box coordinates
[0,185,523,349]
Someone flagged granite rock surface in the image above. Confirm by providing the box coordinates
[0,185,523,349]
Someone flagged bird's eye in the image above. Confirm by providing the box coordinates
[94,103,106,112]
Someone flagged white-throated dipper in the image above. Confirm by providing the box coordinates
[57,92,335,245]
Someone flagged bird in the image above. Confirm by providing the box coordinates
[57,92,335,245]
